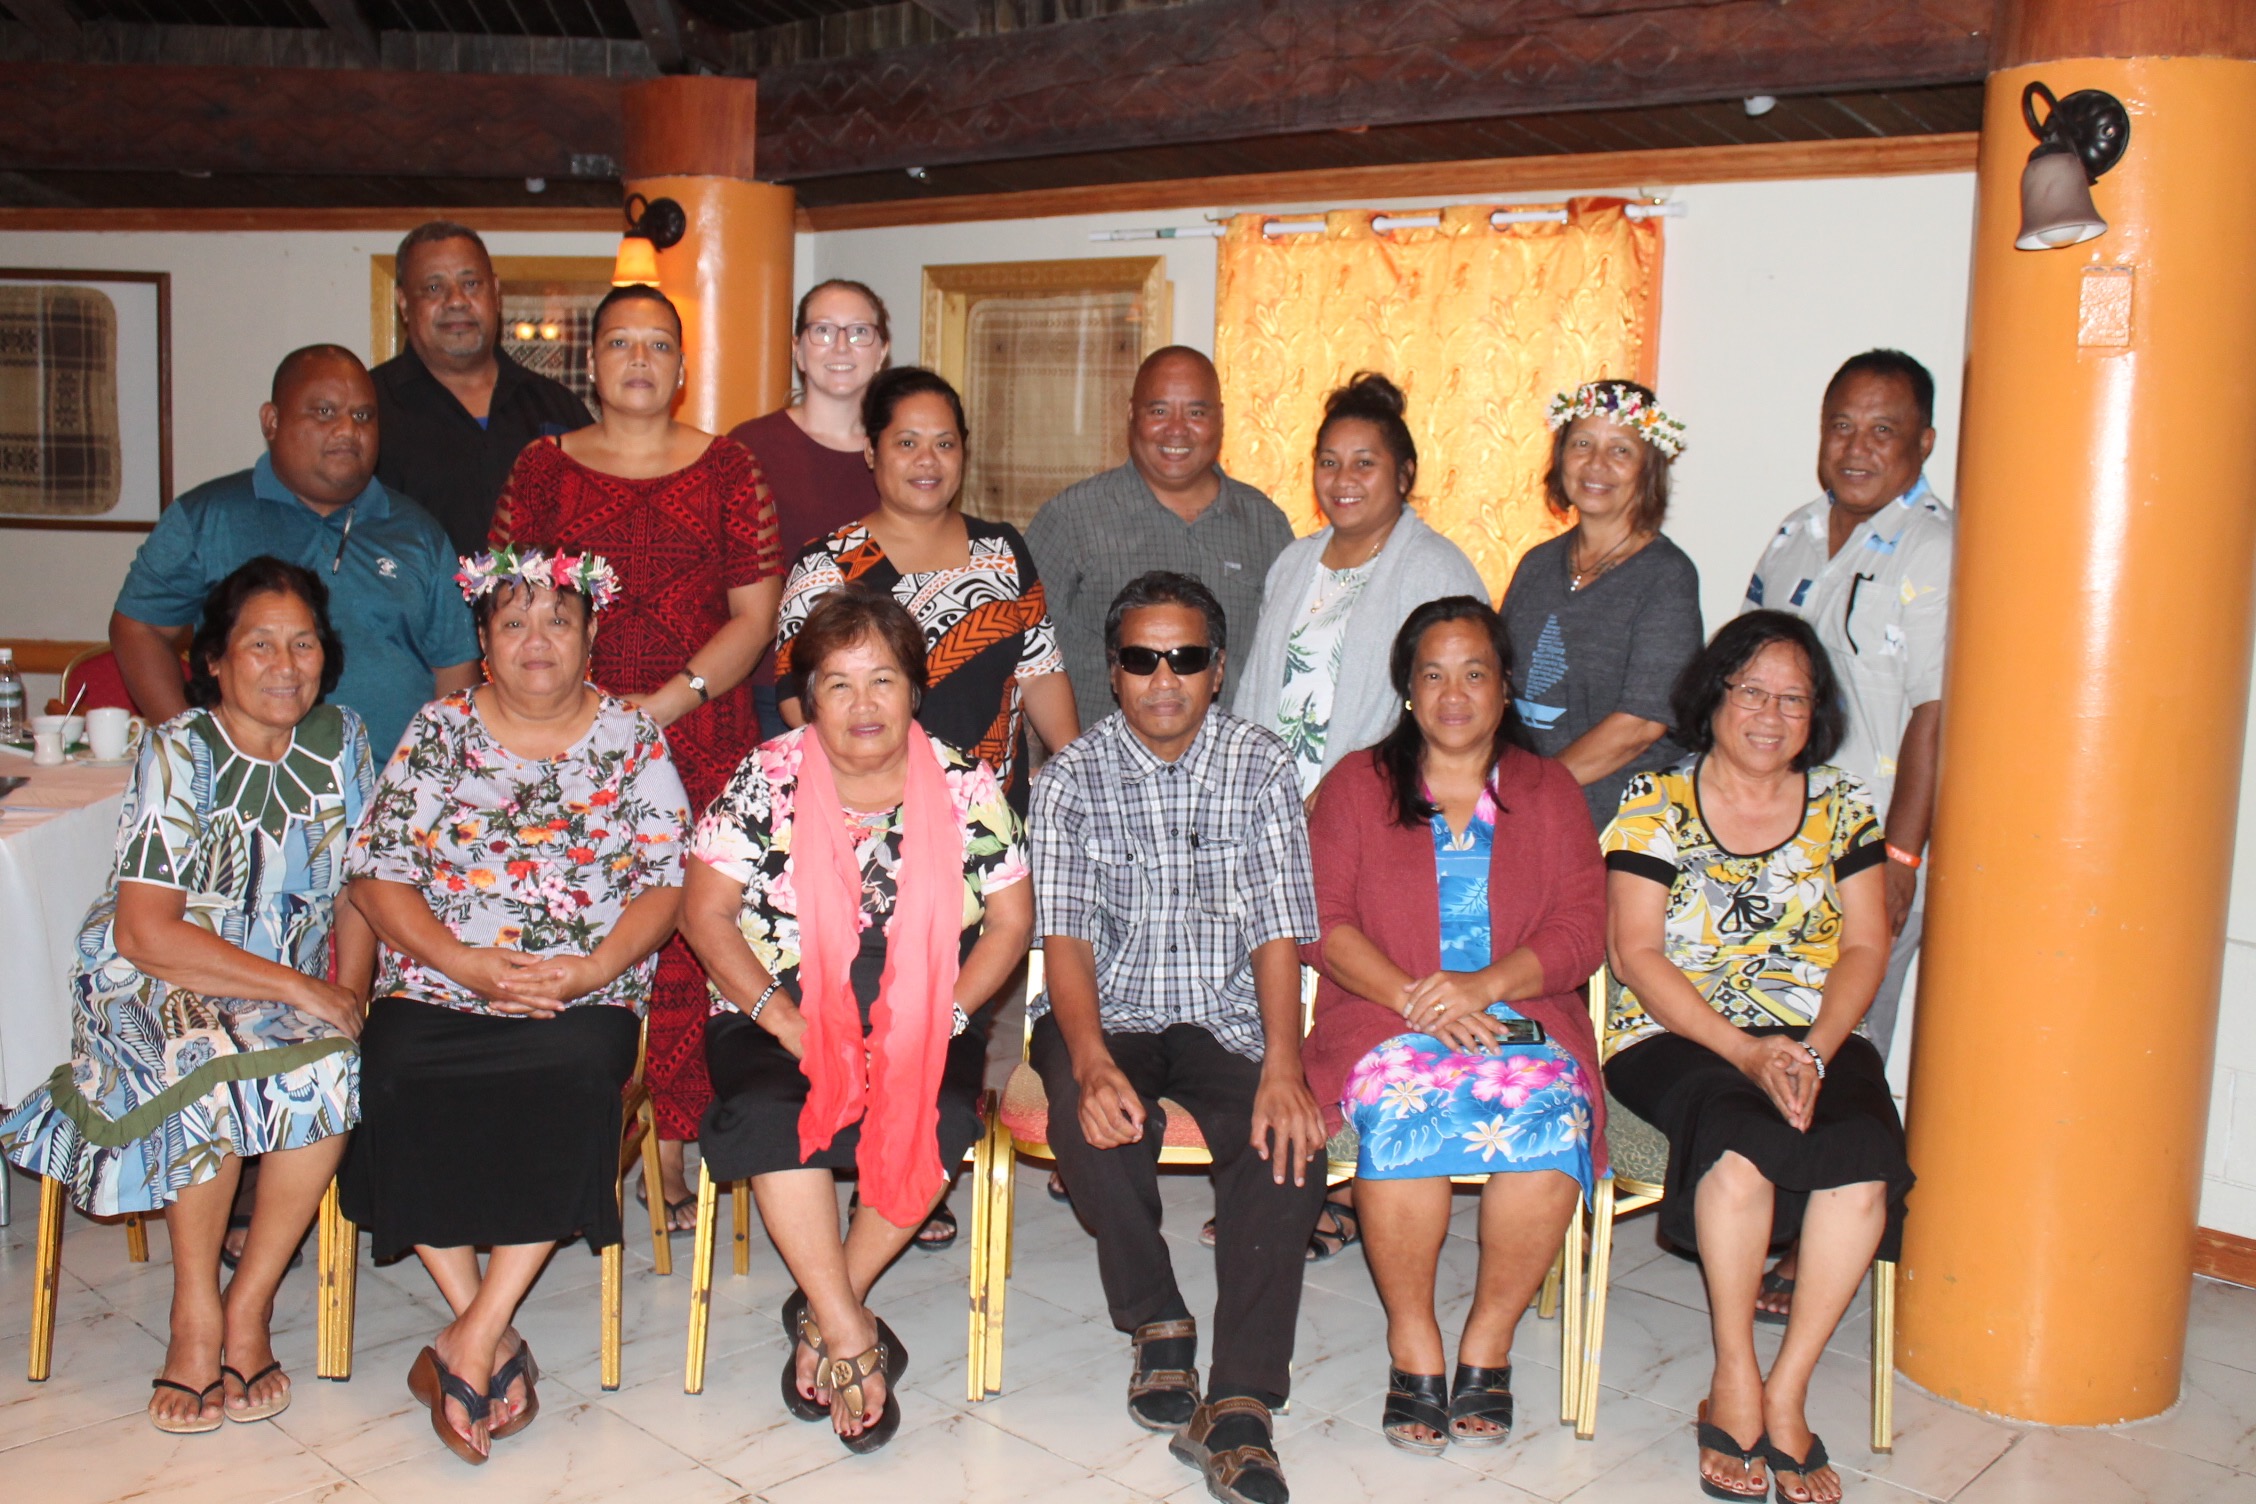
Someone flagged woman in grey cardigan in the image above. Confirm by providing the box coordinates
[1236,373,1489,799]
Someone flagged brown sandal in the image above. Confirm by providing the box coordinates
[1168,1394,1288,1504]
[824,1338,901,1454]
[1127,1317,1200,1431]
[407,1346,489,1466]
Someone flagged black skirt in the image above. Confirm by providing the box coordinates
[1604,1026,1913,1260]
[701,1008,989,1183]
[341,996,640,1261]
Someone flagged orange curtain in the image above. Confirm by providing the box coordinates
[1214,199,1663,600]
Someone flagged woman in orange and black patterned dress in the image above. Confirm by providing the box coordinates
[490,284,782,1230]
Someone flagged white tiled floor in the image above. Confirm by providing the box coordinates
[5,1163,2254,1503]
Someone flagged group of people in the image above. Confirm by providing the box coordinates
[0,218,1953,1504]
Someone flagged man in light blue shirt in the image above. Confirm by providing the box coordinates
[111,345,480,757]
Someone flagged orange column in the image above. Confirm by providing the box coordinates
[621,76,796,435]
[1901,2,2256,1423]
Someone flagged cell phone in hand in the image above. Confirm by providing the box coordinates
[1492,1017,1547,1046]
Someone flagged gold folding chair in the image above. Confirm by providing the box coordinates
[314,1020,667,1391]
[25,1184,148,1382]
[1575,968,1894,1450]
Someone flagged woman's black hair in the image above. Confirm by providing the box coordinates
[1315,371,1417,495]
[470,574,595,634]
[591,282,683,337]
[186,556,345,710]
[1669,610,1847,771]
[861,364,967,445]
[1372,595,1530,828]
[792,586,928,717]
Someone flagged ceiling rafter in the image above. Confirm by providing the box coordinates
[1,0,80,45]
[625,0,733,73]
[303,0,381,65]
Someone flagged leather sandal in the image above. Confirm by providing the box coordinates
[1695,1400,1768,1501]
[1380,1369,1449,1455]
[825,1338,901,1455]
[148,1377,224,1435]
[407,1346,491,1466]
[780,1289,828,1422]
[1168,1394,1290,1504]
[486,1340,540,1440]
[1447,1361,1513,1447]
[1754,1268,1797,1327]
[219,1359,290,1423]
[1762,1432,1832,1504]
[1127,1316,1200,1431]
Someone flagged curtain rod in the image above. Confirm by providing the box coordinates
[1089,201,1684,243]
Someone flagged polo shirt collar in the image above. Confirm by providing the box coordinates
[395,341,532,407]
[251,451,389,520]
[1115,709,1220,788]
[1125,461,1240,521]
[1821,473,1931,546]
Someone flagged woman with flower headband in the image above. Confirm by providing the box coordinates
[489,282,783,1234]
[1500,380,1704,833]
[340,547,690,1466]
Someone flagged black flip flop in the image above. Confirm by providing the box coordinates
[220,1359,289,1423]
[1695,1403,1769,1502]
[1762,1432,1832,1504]
[1045,1172,1072,1205]
[216,1213,303,1274]
[912,1202,958,1252]
[1754,1269,1796,1326]
[148,1377,224,1435]
[407,1346,491,1467]
[487,1341,540,1440]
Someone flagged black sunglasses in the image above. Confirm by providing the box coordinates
[1113,644,1215,677]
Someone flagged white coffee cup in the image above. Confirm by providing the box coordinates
[86,707,142,762]
[30,717,66,765]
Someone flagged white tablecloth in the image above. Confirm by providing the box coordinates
[0,757,131,1106]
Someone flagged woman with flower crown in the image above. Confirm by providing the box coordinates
[339,547,689,1466]
[1500,380,1704,834]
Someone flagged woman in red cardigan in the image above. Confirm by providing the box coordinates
[1302,595,1607,1456]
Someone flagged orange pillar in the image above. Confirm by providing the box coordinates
[620,76,796,435]
[1901,2,2256,1423]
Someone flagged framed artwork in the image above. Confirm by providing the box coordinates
[0,269,172,531]
[371,255,613,413]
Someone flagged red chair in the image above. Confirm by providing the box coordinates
[45,646,184,718]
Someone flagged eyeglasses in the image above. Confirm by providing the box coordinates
[1723,680,1813,719]
[802,322,881,348]
[1114,644,1214,677]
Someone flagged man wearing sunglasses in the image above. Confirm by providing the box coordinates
[1028,571,1326,1504]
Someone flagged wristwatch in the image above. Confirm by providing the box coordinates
[683,671,710,704]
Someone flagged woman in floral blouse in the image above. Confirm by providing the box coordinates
[341,549,688,1467]
[681,589,1031,1455]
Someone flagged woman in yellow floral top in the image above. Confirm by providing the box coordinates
[341,550,688,1467]
[1601,611,1908,1504]
[682,590,1031,1456]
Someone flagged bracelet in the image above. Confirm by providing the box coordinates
[745,977,782,1024]
[1801,1043,1827,1079]
[1884,843,1923,869]
[950,1003,971,1038]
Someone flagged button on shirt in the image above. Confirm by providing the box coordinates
[373,345,591,555]
[1741,477,1954,818]
[1028,708,1318,1060]
[114,455,479,757]
[1026,463,1295,729]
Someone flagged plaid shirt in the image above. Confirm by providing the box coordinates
[1029,708,1318,1059]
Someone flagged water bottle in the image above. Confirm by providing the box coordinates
[0,648,23,742]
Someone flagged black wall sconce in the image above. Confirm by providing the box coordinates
[613,193,688,285]
[2016,82,2131,251]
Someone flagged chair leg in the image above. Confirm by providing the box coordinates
[600,1165,625,1392]
[1870,1259,1896,1454]
[980,1132,1019,1399]
[1575,1177,1618,1440]
[316,1179,359,1381]
[124,1211,149,1264]
[685,1164,718,1395]
[640,1100,671,1277]
[1538,1248,1562,1320]
[1558,1195,1585,1425]
[28,1176,63,1382]
[965,1112,995,1403]
[731,1180,751,1277]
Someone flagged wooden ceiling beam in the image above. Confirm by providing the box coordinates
[303,0,379,67]
[758,0,1994,179]
[623,0,733,76]
[0,63,627,179]
[906,0,979,30]
[1,0,79,47]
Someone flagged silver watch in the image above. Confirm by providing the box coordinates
[684,672,710,704]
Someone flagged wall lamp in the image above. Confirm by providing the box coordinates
[613,193,687,285]
[2015,82,2130,251]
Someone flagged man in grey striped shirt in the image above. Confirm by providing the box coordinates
[1027,347,1295,729]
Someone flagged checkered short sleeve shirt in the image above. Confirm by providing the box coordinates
[1028,709,1318,1059]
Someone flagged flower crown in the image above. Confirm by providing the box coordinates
[455,545,622,612]
[1545,381,1688,459]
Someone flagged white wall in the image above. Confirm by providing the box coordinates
[4,169,2252,1238]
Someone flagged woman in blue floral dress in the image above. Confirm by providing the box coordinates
[1,558,377,1436]
[1301,597,1608,1455]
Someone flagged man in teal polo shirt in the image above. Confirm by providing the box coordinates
[111,345,481,757]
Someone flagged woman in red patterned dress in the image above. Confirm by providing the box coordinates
[491,284,783,1230]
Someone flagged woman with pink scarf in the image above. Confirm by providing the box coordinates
[680,589,1032,1453]
[1300,596,1608,1458]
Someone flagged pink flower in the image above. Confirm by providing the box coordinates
[1468,1054,1564,1110]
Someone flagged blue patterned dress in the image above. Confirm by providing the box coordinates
[0,705,374,1215]
[1341,789,1599,1197]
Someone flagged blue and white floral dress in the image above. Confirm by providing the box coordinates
[0,705,374,1215]
[1341,788,1599,1197]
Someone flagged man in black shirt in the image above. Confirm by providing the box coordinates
[372,222,592,554]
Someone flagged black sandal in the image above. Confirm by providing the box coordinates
[1126,1316,1200,1431]
[407,1346,491,1467]
[1695,1401,1768,1501]
[1447,1362,1512,1446]
[148,1377,224,1435]
[1754,1268,1796,1326]
[219,1359,289,1423]
[1761,1432,1831,1504]
[1381,1368,1450,1455]
[486,1341,540,1440]
[913,1201,958,1251]
[780,1290,828,1422]
[826,1338,901,1454]
[216,1212,303,1274]
[1305,1197,1360,1262]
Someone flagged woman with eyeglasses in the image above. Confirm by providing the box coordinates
[1601,610,1910,1504]
[489,283,784,1235]
[728,279,893,737]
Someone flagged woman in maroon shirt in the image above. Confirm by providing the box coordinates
[491,284,783,1228]
[727,279,890,736]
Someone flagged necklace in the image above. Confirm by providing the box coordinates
[1310,525,1390,614]
[1568,527,1642,592]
